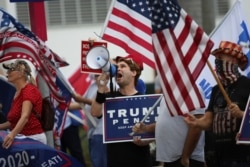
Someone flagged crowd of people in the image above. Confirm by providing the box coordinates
[0,40,249,167]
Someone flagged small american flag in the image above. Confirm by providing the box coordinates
[102,0,214,115]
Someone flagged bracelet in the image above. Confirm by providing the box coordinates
[95,91,106,104]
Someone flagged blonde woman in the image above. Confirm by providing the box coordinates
[0,59,46,149]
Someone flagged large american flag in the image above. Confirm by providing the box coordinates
[0,8,72,136]
[102,0,214,115]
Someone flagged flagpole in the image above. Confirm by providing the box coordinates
[129,95,163,136]
[67,112,85,126]
[206,61,231,104]
[99,0,116,38]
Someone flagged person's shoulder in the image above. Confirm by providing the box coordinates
[25,83,38,89]
[24,83,40,93]
[240,76,250,82]
[236,76,250,87]
[106,91,121,97]
[212,84,220,91]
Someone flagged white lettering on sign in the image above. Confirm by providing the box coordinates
[109,115,158,125]
[106,105,160,125]
[107,107,160,118]
[0,151,30,167]
[82,43,90,49]
[41,155,63,167]
[118,109,127,117]
[82,50,88,55]
[82,64,90,69]
[123,118,129,124]
[107,110,115,118]
[113,119,118,125]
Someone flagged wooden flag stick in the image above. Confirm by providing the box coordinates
[206,61,232,104]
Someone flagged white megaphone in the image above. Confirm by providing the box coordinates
[86,46,117,77]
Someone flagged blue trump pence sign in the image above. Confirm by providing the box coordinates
[103,94,162,143]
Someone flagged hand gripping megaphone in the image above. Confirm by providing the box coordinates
[86,46,116,77]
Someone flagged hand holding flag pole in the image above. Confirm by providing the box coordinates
[129,95,163,136]
[204,0,250,106]
[184,62,235,130]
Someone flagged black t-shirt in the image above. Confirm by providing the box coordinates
[104,91,152,167]
[206,76,250,159]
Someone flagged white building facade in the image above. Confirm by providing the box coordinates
[0,0,250,84]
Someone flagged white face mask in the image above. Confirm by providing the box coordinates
[215,59,241,86]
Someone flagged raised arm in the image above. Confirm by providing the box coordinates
[72,93,92,105]
[91,73,109,118]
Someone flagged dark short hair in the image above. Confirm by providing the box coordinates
[116,57,142,86]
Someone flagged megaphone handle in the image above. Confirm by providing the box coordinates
[109,64,114,96]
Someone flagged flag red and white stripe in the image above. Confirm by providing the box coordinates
[153,9,214,115]
[102,0,214,115]
[101,0,155,68]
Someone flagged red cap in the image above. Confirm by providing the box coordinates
[116,55,143,70]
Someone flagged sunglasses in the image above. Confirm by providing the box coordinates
[7,61,29,73]
[6,63,17,72]
[7,68,19,73]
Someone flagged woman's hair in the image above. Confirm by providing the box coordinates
[3,60,37,86]
[17,60,37,86]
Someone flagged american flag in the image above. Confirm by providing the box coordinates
[102,0,155,68]
[0,8,72,136]
[102,0,214,115]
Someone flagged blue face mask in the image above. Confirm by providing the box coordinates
[215,59,241,86]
